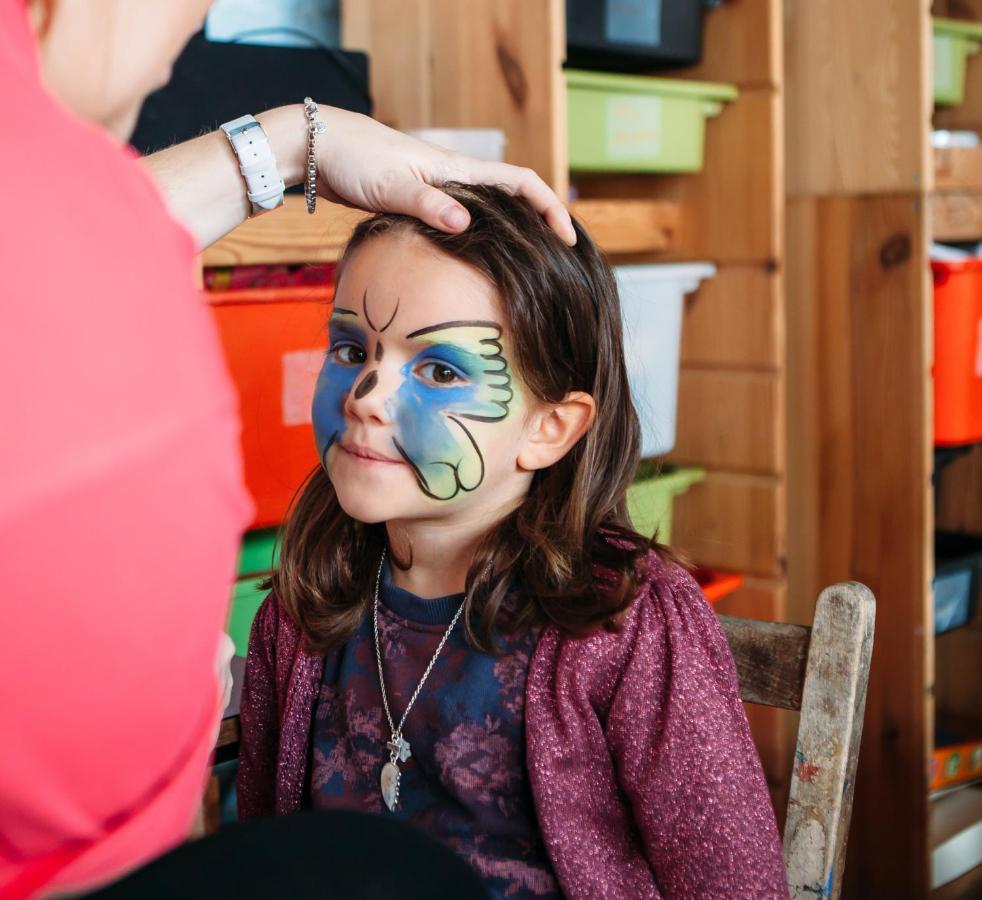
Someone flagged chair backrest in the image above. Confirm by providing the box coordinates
[718,582,876,900]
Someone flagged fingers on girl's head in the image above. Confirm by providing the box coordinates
[472,163,577,246]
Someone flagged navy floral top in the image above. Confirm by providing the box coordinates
[309,565,560,899]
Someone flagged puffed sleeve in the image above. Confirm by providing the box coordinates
[606,558,789,899]
[526,552,788,899]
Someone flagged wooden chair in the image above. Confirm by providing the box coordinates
[718,581,876,900]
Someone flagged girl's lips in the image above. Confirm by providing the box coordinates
[339,443,403,465]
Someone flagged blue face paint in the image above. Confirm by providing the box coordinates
[390,322,513,501]
[310,314,514,502]
[311,319,365,465]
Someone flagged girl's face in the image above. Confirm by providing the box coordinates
[312,232,537,525]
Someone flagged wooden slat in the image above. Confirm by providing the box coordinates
[714,577,795,823]
[344,0,568,196]
[669,369,784,474]
[719,615,809,711]
[679,265,783,370]
[935,146,982,190]
[217,715,241,750]
[573,88,783,264]
[672,0,782,88]
[785,194,932,898]
[932,191,982,240]
[672,472,785,578]
[785,582,876,900]
[785,0,930,195]
[202,197,368,267]
[570,199,680,254]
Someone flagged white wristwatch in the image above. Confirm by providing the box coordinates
[220,114,285,216]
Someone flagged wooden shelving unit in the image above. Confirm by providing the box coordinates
[930,137,982,900]
[786,1,982,896]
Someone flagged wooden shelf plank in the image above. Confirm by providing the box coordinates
[202,197,369,268]
[668,369,785,474]
[935,147,982,192]
[201,195,681,268]
[933,192,982,242]
[932,147,982,241]
[672,471,785,578]
[680,266,783,370]
[570,199,679,255]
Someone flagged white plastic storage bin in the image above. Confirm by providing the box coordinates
[405,129,507,163]
[615,262,717,457]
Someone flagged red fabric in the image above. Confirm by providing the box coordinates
[0,1,253,895]
[237,553,789,899]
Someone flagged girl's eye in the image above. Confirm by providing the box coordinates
[417,361,465,386]
[331,343,367,366]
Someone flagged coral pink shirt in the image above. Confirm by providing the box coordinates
[0,2,253,895]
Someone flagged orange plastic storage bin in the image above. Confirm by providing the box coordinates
[690,567,744,604]
[207,284,333,528]
[932,260,982,446]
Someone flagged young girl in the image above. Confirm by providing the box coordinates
[238,184,788,899]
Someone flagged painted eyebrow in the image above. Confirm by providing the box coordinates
[405,320,502,339]
[332,307,359,318]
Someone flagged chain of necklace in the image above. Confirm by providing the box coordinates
[372,549,466,810]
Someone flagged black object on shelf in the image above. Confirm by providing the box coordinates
[935,531,982,635]
[933,444,975,490]
[130,32,371,160]
[565,0,718,73]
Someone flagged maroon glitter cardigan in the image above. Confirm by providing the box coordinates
[238,552,789,899]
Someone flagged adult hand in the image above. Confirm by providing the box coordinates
[147,103,576,250]
[315,106,576,246]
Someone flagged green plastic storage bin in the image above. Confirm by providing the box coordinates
[566,69,737,173]
[627,465,706,543]
[934,18,982,106]
[237,527,280,577]
[226,529,280,657]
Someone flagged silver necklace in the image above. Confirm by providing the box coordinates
[372,549,466,811]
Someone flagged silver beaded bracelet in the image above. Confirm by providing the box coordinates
[303,97,326,214]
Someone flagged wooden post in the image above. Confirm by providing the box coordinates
[784,1,933,895]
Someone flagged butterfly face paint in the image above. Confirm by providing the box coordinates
[392,321,513,500]
[310,290,516,503]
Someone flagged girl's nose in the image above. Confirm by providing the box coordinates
[344,362,398,425]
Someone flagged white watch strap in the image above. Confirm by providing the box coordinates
[220,114,285,215]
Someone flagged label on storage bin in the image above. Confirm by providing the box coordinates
[934,35,954,94]
[281,348,324,426]
[606,95,662,161]
[606,0,661,47]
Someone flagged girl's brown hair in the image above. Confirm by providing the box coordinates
[270,183,663,653]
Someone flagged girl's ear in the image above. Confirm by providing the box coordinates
[517,391,596,471]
